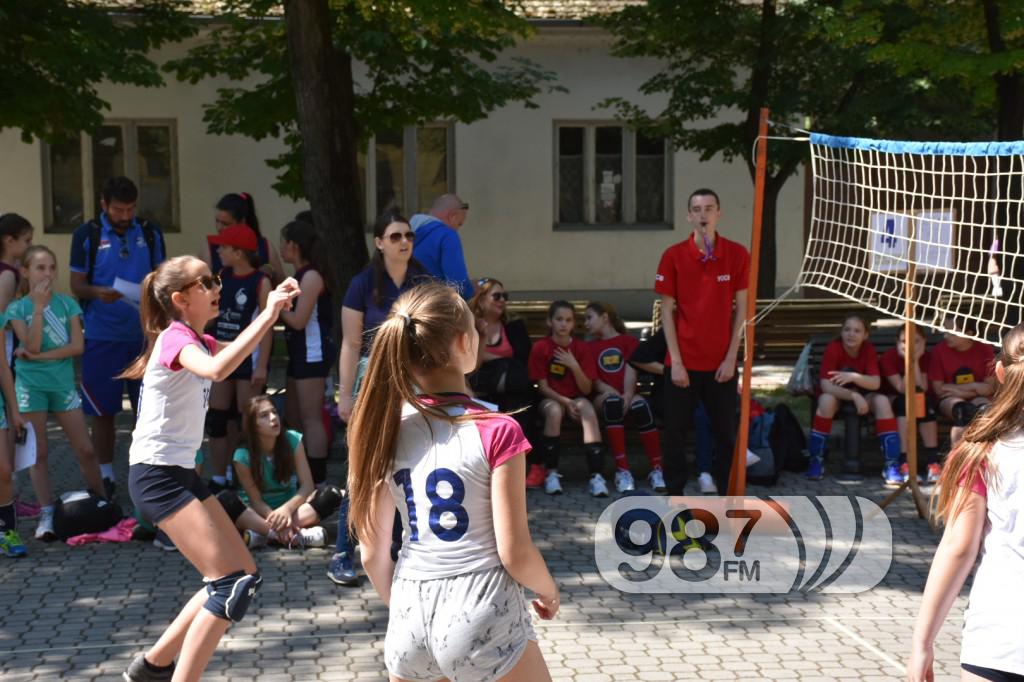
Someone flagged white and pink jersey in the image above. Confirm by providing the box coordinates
[390,394,531,581]
[129,321,217,469]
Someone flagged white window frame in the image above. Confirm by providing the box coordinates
[362,122,456,222]
[40,118,180,233]
[553,121,672,230]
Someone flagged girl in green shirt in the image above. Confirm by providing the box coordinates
[231,396,341,547]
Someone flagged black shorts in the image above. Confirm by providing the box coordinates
[962,663,1024,681]
[129,463,212,525]
[891,392,939,420]
[227,357,253,381]
[288,357,332,380]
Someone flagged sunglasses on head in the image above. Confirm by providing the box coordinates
[181,273,222,293]
[490,292,509,301]
[385,231,415,243]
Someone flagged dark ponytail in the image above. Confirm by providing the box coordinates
[216,193,261,237]
[281,220,332,288]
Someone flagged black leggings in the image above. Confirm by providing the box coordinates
[662,369,737,495]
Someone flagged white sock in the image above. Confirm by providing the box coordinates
[100,464,114,480]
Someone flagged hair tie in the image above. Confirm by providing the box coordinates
[239,192,249,200]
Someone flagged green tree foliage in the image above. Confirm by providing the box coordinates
[0,0,194,143]
[168,0,561,199]
[601,0,989,294]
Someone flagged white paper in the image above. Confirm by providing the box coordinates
[14,422,36,472]
[112,277,142,308]
[745,448,761,467]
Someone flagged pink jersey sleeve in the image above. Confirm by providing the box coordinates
[958,467,988,498]
[203,334,217,354]
[159,322,212,371]
[475,414,531,470]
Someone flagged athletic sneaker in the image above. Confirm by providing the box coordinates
[525,464,547,489]
[805,459,825,481]
[288,526,327,549]
[244,529,268,549]
[544,470,563,495]
[0,530,27,558]
[34,507,55,542]
[152,530,178,552]
[123,653,175,682]
[647,468,667,494]
[614,469,635,493]
[327,552,359,587]
[900,463,922,484]
[926,462,942,484]
[589,473,609,498]
[698,472,718,495]
[883,463,903,486]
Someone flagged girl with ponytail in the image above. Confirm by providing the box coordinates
[202,192,285,284]
[348,281,558,681]
[909,323,1024,681]
[121,255,298,682]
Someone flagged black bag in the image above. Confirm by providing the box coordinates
[53,490,123,541]
[770,403,809,473]
[747,410,780,486]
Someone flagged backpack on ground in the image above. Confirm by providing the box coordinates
[770,403,809,473]
[53,490,123,541]
[747,409,780,486]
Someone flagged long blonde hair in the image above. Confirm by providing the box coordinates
[121,256,205,380]
[933,325,1022,522]
[346,281,477,541]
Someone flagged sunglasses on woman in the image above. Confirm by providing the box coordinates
[386,231,416,243]
[181,273,222,292]
[491,292,509,301]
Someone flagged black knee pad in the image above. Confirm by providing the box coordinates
[952,401,980,427]
[892,398,906,418]
[204,570,262,622]
[309,485,342,520]
[602,396,625,424]
[628,398,656,431]
[215,489,246,523]
[307,457,328,485]
[205,408,231,438]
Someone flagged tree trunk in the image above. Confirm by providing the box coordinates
[983,0,1024,141]
[756,179,781,297]
[283,0,367,323]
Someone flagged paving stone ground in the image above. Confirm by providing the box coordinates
[0,415,966,681]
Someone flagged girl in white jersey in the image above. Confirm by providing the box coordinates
[910,323,1024,682]
[121,256,298,682]
[348,281,559,682]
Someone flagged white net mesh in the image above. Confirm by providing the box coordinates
[800,133,1024,345]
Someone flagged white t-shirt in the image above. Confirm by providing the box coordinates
[129,321,217,469]
[961,430,1024,675]
[390,395,531,580]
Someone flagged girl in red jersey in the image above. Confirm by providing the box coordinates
[879,325,939,484]
[584,302,664,494]
[929,315,996,481]
[528,300,607,496]
[806,315,901,484]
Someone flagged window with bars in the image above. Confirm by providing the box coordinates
[555,122,671,229]
[42,120,179,233]
[357,123,455,223]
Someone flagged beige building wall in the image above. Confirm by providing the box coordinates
[0,26,805,311]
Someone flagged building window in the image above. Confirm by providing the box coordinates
[554,122,671,229]
[42,120,179,233]
[358,123,455,223]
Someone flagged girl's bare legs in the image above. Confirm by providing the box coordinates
[54,409,104,497]
[145,496,257,682]
[24,412,51,505]
[575,398,602,443]
[540,399,564,438]
[499,641,552,682]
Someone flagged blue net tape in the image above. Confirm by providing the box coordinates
[810,133,1024,157]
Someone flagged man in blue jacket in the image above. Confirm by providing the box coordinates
[409,194,474,297]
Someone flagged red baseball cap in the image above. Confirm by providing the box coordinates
[208,224,258,251]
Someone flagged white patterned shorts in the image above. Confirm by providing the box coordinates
[385,565,537,682]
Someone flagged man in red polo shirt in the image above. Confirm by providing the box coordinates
[654,188,749,495]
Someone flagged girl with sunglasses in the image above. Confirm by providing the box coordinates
[330,210,429,586]
[468,278,543,486]
[6,245,105,541]
[121,256,297,682]
[278,220,336,488]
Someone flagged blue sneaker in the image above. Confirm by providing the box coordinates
[883,463,903,486]
[0,529,27,557]
[805,459,825,481]
[327,552,359,587]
